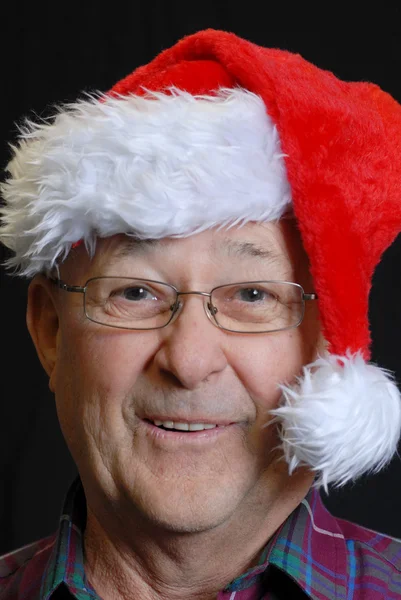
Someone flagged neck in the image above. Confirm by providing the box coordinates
[83,476,312,600]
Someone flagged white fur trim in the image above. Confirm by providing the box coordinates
[269,352,401,493]
[0,88,291,276]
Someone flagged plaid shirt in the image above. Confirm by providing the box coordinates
[1,478,401,599]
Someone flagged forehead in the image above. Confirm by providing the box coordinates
[62,220,308,281]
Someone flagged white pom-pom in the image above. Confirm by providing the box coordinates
[269,352,401,493]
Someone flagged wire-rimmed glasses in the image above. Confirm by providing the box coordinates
[49,276,317,334]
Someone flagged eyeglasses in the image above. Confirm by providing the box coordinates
[49,276,318,334]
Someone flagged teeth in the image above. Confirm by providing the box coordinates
[189,423,209,431]
[152,420,218,431]
[174,422,190,431]
[189,423,217,431]
[153,420,174,428]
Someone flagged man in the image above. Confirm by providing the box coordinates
[1,28,401,599]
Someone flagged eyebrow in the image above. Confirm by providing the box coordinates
[111,237,161,260]
[216,239,283,263]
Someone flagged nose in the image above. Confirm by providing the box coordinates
[153,295,228,390]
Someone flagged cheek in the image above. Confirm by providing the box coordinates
[53,321,162,478]
[230,331,311,467]
[231,329,308,409]
[53,320,159,444]
[58,323,158,393]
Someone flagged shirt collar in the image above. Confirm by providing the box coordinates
[224,485,348,599]
[41,478,96,600]
[42,478,348,600]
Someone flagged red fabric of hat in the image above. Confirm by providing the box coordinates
[110,29,401,362]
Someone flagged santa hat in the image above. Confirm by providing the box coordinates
[1,29,401,492]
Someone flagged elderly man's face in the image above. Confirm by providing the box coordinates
[29,221,320,533]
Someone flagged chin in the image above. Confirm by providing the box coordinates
[139,500,235,534]
[128,477,252,534]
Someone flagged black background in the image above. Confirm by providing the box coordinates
[1,2,401,555]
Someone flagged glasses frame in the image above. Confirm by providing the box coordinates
[49,276,318,335]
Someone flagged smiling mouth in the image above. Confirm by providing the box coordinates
[145,419,226,432]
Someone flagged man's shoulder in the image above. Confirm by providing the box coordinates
[0,535,56,599]
[333,511,401,573]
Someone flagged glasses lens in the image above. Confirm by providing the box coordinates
[84,277,177,330]
[210,281,304,332]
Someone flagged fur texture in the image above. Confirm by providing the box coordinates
[269,352,401,493]
[0,88,291,276]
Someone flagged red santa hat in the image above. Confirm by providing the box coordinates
[1,29,401,492]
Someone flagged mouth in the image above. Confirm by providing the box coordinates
[140,417,243,446]
[144,418,228,432]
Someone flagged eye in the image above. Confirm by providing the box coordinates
[236,287,273,303]
[119,286,158,301]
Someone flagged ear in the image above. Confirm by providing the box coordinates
[26,275,60,392]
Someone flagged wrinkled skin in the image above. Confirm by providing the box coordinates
[28,221,322,600]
